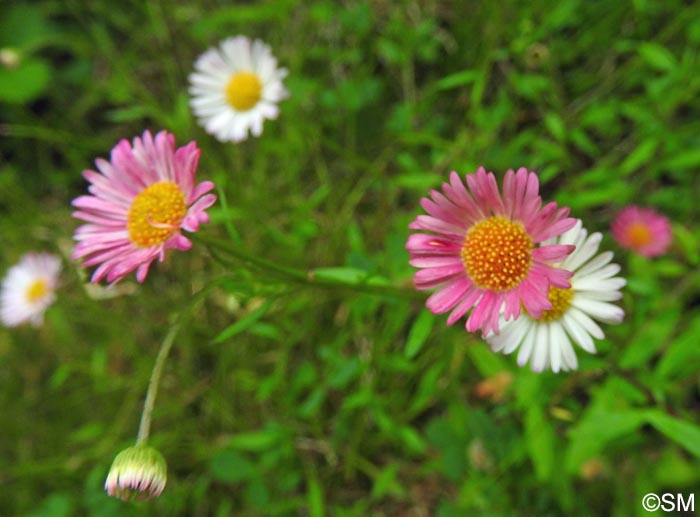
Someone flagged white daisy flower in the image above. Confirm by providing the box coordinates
[484,220,626,373]
[1,252,61,327]
[188,36,288,143]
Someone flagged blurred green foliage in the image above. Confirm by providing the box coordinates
[1,0,700,515]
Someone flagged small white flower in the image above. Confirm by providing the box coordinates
[1,252,61,327]
[484,220,626,373]
[188,35,288,143]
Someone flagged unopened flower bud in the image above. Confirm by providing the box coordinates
[104,444,167,501]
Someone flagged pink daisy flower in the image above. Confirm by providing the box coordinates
[610,205,672,257]
[72,130,217,284]
[406,167,577,335]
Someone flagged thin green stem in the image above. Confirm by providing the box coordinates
[136,323,180,444]
[192,233,421,299]
[133,276,239,445]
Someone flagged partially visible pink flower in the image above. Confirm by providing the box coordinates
[406,167,577,335]
[1,252,61,327]
[611,205,671,257]
[71,130,217,284]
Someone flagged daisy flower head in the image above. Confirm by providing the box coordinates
[406,167,577,335]
[611,205,672,257]
[1,252,61,327]
[71,130,217,284]
[188,36,289,143]
[485,220,626,373]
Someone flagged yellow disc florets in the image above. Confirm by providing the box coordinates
[625,222,653,248]
[26,279,49,302]
[461,216,534,292]
[127,181,186,248]
[535,287,574,322]
[225,71,262,111]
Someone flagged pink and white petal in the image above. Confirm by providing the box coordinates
[466,290,503,334]
[445,286,481,325]
[136,262,152,283]
[72,196,128,216]
[502,289,522,322]
[566,233,603,272]
[420,196,468,228]
[72,210,126,226]
[413,265,465,289]
[408,215,466,237]
[426,279,471,314]
[170,234,192,251]
[187,193,217,216]
[572,297,625,324]
[566,306,605,342]
[188,181,216,204]
[406,234,463,255]
[520,283,552,319]
[516,323,537,367]
[561,311,597,353]
[544,264,574,289]
[530,323,549,372]
[501,317,532,354]
[573,252,614,279]
[532,244,575,263]
[409,256,463,268]
[466,167,505,216]
[550,322,577,371]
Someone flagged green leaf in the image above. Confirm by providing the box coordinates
[312,266,388,286]
[620,309,679,368]
[210,449,257,483]
[524,405,555,480]
[399,425,427,454]
[566,409,646,472]
[212,299,274,344]
[544,112,566,141]
[619,139,657,176]
[0,4,51,49]
[229,426,281,451]
[0,58,51,103]
[466,342,509,377]
[328,356,362,388]
[404,309,434,358]
[431,69,479,91]
[662,148,700,171]
[644,410,700,458]
[27,493,73,517]
[371,464,404,499]
[673,224,700,265]
[638,42,677,72]
[306,469,324,517]
[192,1,297,39]
[566,378,648,471]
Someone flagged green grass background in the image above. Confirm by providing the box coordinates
[1,0,700,515]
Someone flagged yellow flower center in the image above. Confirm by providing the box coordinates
[225,71,262,111]
[461,216,533,291]
[536,287,574,322]
[626,222,653,247]
[26,279,49,303]
[127,181,186,248]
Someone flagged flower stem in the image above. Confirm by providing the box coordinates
[193,233,421,299]
[131,276,244,445]
[136,322,180,444]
